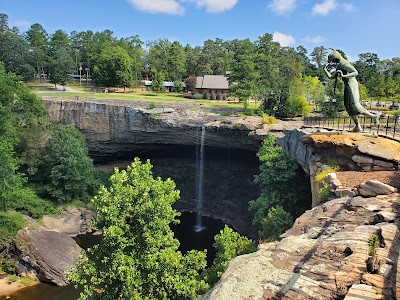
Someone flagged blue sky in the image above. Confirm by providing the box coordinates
[1,0,399,61]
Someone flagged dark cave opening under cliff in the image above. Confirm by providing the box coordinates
[93,144,262,237]
[93,143,312,241]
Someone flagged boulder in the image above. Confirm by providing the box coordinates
[335,188,358,198]
[40,206,96,236]
[373,159,394,169]
[14,229,82,286]
[352,154,373,164]
[359,180,397,197]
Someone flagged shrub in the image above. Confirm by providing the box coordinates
[315,166,339,183]
[210,92,216,100]
[261,113,277,125]
[317,183,331,202]
[243,108,255,116]
[203,92,209,100]
[0,258,15,275]
[172,81,184,93]
[216,92,221,100]
[222,95,227,101]
[203,226,256,285]
[259,206,293,241]
[194,93,203,100]
[0,212,25,243]
[3,187,57,218]
[368,234,383,257]
[148,103,157,109]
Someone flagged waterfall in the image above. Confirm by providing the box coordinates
[194,126,206,232]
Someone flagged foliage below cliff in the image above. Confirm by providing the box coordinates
[68,158,208,300]
[250,135,310,239]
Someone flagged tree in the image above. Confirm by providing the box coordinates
[229,39,258,103]
[310,46,328,68]
[47,47,75,86]
[68,158,208,300]
[0,17,34,81]
[33,125,96,203]
[203,226,255,285]
[25,23,48,82]
[93,45,133,89]
[249,135,309,229]
[278,76,310,117]
[259,206,293,241]
[184,75,197,93]
[172,80,184,93]
[118,35,144,86]
[303,75,325,104]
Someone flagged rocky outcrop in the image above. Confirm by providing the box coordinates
[303,132,400,172]
[11,229,82,286]
[203,193,400,300]
[42,98,266,160]
[40,206,97,236]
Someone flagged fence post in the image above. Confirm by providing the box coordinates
[394,116,398,138]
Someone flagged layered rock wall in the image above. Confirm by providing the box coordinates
[203,192,400,300]
[42,98,262,161]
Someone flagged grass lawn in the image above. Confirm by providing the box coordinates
[29,83,261,111]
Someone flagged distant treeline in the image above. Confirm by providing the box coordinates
[1,12,400,116]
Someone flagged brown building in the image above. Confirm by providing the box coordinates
[195,75,229,95]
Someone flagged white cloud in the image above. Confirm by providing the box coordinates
[273,32,295,46]
[12,20,31,27]
[192,0,238,13]
[302,35,326,44]
[268,0,296,15]
[312,0,337,15]
[128,0,185,15]
[342,2,355,12]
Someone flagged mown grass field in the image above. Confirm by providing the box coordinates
[28,82,261,110]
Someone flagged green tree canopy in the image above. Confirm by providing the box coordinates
[203,226,256,285]
[93,45,133,88]
[32,124,96,203]
[68,158,208,300]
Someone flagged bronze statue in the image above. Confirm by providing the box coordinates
[324,50,379,132]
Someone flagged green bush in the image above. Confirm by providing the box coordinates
[148,103,157,109]
[243,108,255,116]
[194,93,203,100]
[222,95,227,101]
[203,92,209,99]
[261,113,277,124]
[210,92,216,100]
[203,226,256,285]
[0,258,15,274]
[3,187,57,218]
[32,125,98,203]
[0,212,25,243]
[172,81,184,93]
[216,92,221,100]
[259,206,293,241]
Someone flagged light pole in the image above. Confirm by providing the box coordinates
[79,66,82,86]
[85,68,89,86]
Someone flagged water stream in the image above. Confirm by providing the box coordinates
[195,126,206,232]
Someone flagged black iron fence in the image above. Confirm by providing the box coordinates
[303,115,400,140]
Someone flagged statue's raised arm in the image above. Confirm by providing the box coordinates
[324,50,379,132]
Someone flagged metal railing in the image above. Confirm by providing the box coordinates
[303,115,400,140]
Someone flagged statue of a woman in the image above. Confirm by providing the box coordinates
[324,50,379,132]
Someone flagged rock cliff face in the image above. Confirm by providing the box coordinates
[42,98,263,161]
[203,192,400,299]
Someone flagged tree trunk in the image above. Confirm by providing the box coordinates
[37,62,41,83]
